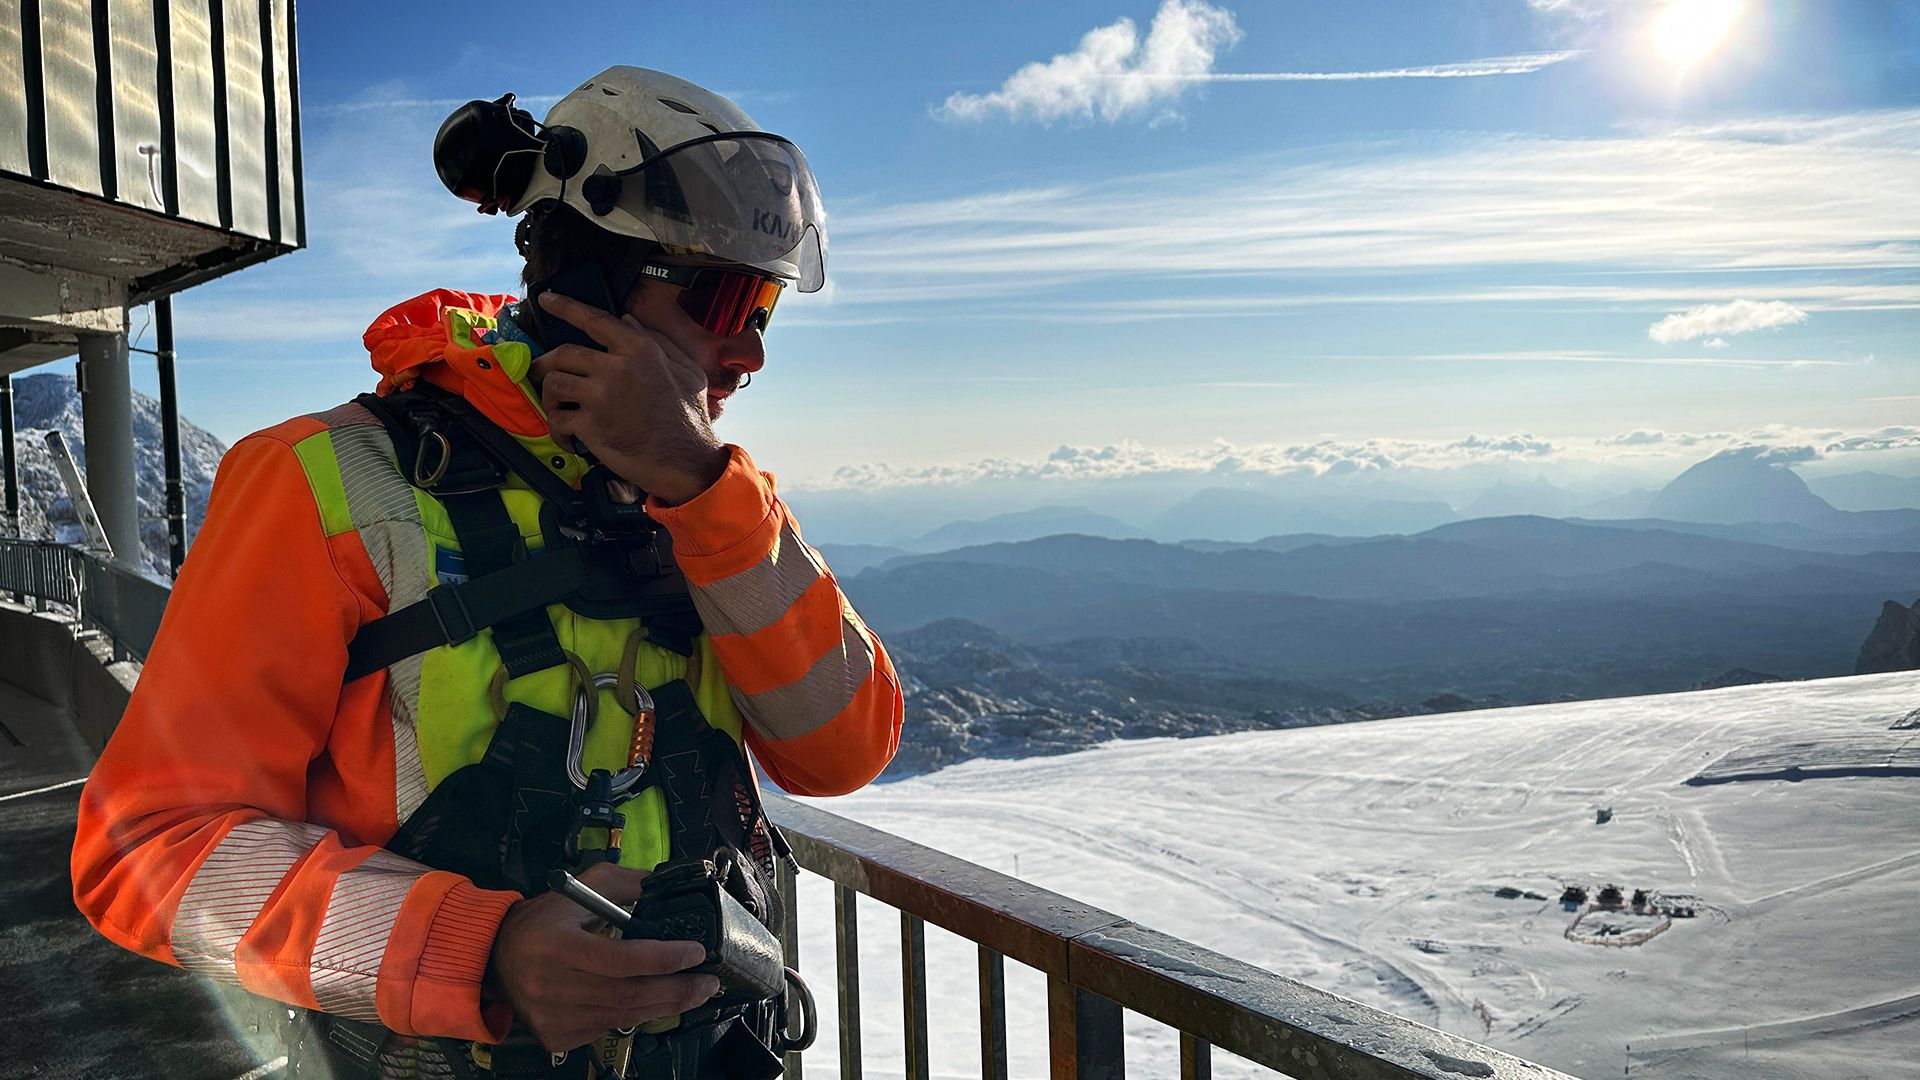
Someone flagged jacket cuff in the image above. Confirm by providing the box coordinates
[646,445,781,584]
[402,878,520,1041]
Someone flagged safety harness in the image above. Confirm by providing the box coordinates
[289,383,795,1080]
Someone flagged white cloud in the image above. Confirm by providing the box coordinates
[1704,337,1730,349]
[805,432,1558,490]
[937,0,1241,124]
[1596,429,1730,448]
[1823,427,1920,454]
[796,424,1917,492]
[1647,300,1810,343]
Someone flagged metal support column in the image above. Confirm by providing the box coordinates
[1,374,16,535]
[77,330,142,572]
[155,299,186,575]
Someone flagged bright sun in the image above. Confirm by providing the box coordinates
[1650,0,1743,69]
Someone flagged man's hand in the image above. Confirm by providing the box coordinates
[530,291,730,506]
[488,861,718,1053]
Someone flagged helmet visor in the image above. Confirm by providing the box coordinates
[605,133,827,292]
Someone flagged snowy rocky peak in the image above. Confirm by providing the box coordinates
[5,372,227,576]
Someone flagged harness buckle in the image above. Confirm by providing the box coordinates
[426,584,478,645]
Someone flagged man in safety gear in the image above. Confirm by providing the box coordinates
[71,66,903,1078]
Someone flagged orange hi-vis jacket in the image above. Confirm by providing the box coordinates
[70,290,903,1043]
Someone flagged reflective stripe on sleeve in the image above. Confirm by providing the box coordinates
[173,819,328,980]
[309,849,430,1020]
[729,614,877,741]
[688,518,827,639]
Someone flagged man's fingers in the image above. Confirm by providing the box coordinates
[535,290,644,352]
[529,343,616,382]
[572,934,709,978]
[538,370,596,412]
[573,862,652,906]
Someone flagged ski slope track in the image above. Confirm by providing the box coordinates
[792,671,1920,1080]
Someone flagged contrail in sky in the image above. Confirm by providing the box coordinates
[1135,51,1584,82]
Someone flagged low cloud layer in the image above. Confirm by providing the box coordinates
[937,0,1241,124]
[798,425,1917,491]
[1647,300,1810,344]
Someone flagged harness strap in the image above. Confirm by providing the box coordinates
[441,488,570,679]
[406,381,583,509]
[343,546,589,684]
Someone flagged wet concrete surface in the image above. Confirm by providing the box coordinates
[1,684,285,1079]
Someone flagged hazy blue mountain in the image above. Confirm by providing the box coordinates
[1574,486,1656,519]
[904,505,1147,552]
[1349,499,1457,534]
[879,517,1920,603]
[1566,513,1920,556]
[1461,478,1585,519]
[843,515,1920,704]
[1645,451,1837,524]
[812,543,910,576]
[1807,471,1920,512]
[1150,488,1351,542]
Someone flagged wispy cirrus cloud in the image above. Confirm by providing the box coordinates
[830,110,1920,319]
[1171,51,1582,82]
[1647,299,1810,343]
[937,0,1242,125]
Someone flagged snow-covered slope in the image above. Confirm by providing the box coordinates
[6,373,226,576]
[791,672,1920,1080]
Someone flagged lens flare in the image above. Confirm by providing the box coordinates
[1651,0,1743,69]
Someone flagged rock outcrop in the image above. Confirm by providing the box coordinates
[1855,598,1920,675]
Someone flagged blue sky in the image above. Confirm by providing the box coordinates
[145,0,1918,518]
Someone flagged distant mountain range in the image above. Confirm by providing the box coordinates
[1807,471,1920,512]
[867,451,1915,552]
[843,513,1920,706]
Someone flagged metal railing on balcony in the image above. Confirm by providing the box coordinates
[0,538,168,659]
[3,541,1576,1080]
[765,793,1574,1080]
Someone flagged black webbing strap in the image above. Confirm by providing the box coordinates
[408,381,582,510]
[342,546,587,683]
[440,489,568,679]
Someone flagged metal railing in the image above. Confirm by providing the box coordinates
[0,539,169,660]
[4,540,1575,1080]
[765,793,1575,1080]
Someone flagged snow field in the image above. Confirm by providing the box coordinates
[789,671,1920,1080]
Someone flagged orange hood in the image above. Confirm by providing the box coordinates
[362,289,550,438]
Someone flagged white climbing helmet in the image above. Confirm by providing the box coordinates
[509,66,827,291]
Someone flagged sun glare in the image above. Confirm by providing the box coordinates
[1651,0,1743,69]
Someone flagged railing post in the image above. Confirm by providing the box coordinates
[779,857,802,1080]
[900,913,929,1080]
[1,373,17,537]
[833,883,862,1080]
[1179,1032,1211,1080]
[978,947,1008,1080]
[1047,978,1124,1080]
[155,297,187,577]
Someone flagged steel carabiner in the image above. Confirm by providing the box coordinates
[567,672,656,798]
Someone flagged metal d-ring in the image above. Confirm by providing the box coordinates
[412,429,452,488]
[568,672,653,797]
[775,967,818,1053]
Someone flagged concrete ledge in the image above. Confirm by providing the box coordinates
[0,601,138,759]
